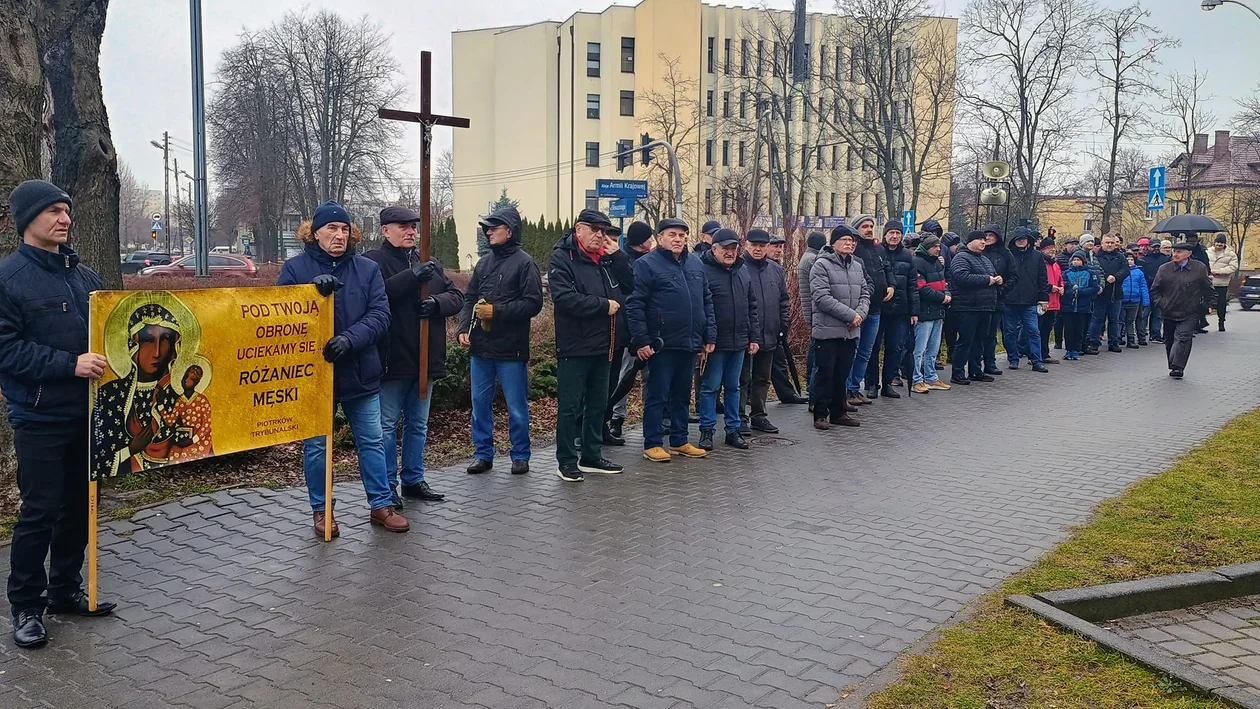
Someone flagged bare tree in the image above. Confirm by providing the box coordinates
[638,54,701,226]
[1091,4,1168,232]
[1158,66,1215,215]
[821,0,955,222]
[432,149,454,224]
[117,160,152,249]
[960,0,1096,219]
[1222,185,1260,266]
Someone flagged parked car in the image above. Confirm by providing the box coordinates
[120,251,172,274]
[138,254,257,277]
[1239,275,1260,311]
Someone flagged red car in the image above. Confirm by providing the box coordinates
[138,254,257,277]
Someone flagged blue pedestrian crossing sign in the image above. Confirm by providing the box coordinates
[1148,166,1167,211]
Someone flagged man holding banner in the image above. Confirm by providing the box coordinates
[0,180,117,649]
[364,206,463,506]
[279,201,408,537]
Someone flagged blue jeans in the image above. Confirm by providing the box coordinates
[303,394,392,511]
[913,319,944,384]
[379,378,433,489]
[470,357,531,462]
[846,312,881,393]
[1002,305,1043,365]
[698,349,745,435]
[643,350,697,449]
[1148,304,1163,339]
[1087,297,1123,347]
[878,315,911,387]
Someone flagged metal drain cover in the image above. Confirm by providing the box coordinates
[750,436,797,446]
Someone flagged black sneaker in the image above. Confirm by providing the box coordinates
[1170,368,1184,379]
[880,387,901,399]
[724,432,750,449]
[510,460,529,475]
[970,373,995,383]
[401,481,445,502]
[737,420,752,435]
[864,387,879,400]
[608,417,625,439]
[1032,364,1049,373]
[557,464,583,482]
[949,375,971,385]
[466,458,492,475]
[603,424,626,447]
[1126,343,1140,349]
[983,366,1004,376]
[1108,345,1123,353]
[578,457,623,474]
[750,418,779,433]
[697,430,715,451]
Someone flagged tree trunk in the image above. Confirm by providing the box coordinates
[41,0,122,288]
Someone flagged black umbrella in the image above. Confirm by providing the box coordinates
[606,337,665,417]
[1151,214,1226,234]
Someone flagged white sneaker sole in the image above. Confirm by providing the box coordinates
[555,469,583,482]
[577,464,623,474]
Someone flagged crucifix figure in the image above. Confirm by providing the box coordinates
[379,50,470,399]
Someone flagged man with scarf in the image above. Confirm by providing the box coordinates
[548,209,626,482]
[457,206,544,476]
[279,201,403,536]
[1,180,116,649]
[363,206,464,507]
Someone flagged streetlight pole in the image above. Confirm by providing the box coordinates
[1201,0,1260,21]
[189,0,211,277]
[150,133,170,255]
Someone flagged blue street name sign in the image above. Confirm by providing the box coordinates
[595,179,648,200]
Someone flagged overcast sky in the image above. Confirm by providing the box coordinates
[103,0,1259,191]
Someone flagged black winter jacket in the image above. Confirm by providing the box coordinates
[855,238,893,304]
[983,242,1013,307]
[0,244,102,427]
[701,250,760,351]
[1093,248,1129,302]
[1004,240,1050,306]
[1139,252,1170,288]
[457,241,544,361]
[745,256,789,349]
[547,233,626,359]
[913,248,949,322]
[947,249,999,312]
[362,242,464,381]
[880,242,920,317]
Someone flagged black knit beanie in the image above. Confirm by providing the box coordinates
[9,180,72,238]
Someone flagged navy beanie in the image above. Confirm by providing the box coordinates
[9,180,72,238]
[626,221,653,246]
[311,201,352,233]
[806,231,826,250]
[882,219,905,236]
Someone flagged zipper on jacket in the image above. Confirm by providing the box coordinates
[33,385,41,409]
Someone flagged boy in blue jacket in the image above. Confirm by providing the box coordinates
[1060,251,1099,360]
[1121,253,1150,349]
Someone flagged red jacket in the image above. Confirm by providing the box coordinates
[1044,258,1063,311]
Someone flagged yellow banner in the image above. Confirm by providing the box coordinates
[88,286,334,481]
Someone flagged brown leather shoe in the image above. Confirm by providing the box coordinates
[813,419,832,430]
[313,511,340,539]
[370,506,410,533]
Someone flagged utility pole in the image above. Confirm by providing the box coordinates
[173,158,183,252]
[189,0,211,277]
[150,132,171,255]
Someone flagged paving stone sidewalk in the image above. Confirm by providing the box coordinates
[2,318,1259,708]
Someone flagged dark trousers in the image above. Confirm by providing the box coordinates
[643,350,697,450]
[1062,311,1089,353]
[812,337,858,421]
[8,420,90,616]
[1053,310,1065,348]
[951,311,991,379]
[876,315,911,387]
[1039,311,1056,360]
[1215,286,1229,326]
[943,310,958,362]
[1164,318,1197,370]
[771,344,797,399]
[741,349,775,422]
[1122,303,1141,345]
[984,307,1003,367]
[1148,304,1164,340]
[606,346,625,422]
[557,355,611,467]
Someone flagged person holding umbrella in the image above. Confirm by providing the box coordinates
[1150,242,1214,379]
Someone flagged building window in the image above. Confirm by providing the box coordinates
[819,44,828,78]
[722,140,730,166]
[875,192,883,217]
[846,193,855,215]
[724,38,732,73]
[831,193,838,216]
[585,142,599,168]
[1170,201,1183,216]
[705,188,713,215]
[785,96,794,121]
[815,192,823,216]
[850,47,859,82]
[723,91,731,117]
[738,141,746,167]
[741,39,749,75]
[757,40,765,75]
[706,140,714,166]
[861,193,869,213]
[835,45,843,79]
[707,37,715,73]
[585,189,598,211]
[773,41,782,77]
[1195,198,1207,214]
[848,99,857,122]
[1084,218,1097,233]
[846,146,855,170]
[721,190,729,214]
[804,43,811,76]
[819,96,826,123]
[831,145,839,170]
[816,146,823,170]
[587,42,600,77]
[620,90,634,116]
[706,90,714,117]
[834,95,842,122]
[586,94,600,119]
[804,97,811,122]
[621,37,635,73]
[740,92,747,119]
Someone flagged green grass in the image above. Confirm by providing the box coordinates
[867,408,1260,709]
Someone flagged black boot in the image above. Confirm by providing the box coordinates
[608,417,624,439]
[603,423,626,446]
[697,429,715,451]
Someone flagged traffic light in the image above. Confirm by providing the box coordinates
[151,229,158,240]
[616,140,632,172]
[640,133,652,166]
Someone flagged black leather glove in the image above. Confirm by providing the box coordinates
[312,274,344,297]
[411,260,438,283]
[416,297,440,319]
[322,335,352,362]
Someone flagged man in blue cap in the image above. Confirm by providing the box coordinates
[741,229,792,432]
[696,220,720,255]
[696,228,759,450]
[1,180,117,649]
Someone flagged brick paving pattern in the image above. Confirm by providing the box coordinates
[1,318,1258,708]
[1107,595,1260,697]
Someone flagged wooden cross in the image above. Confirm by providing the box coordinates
[379,51,470,399]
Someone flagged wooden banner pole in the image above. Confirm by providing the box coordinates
[324,434,334,542]
[87,477,98,612]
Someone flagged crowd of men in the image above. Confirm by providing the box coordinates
[0,178,1236,649]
